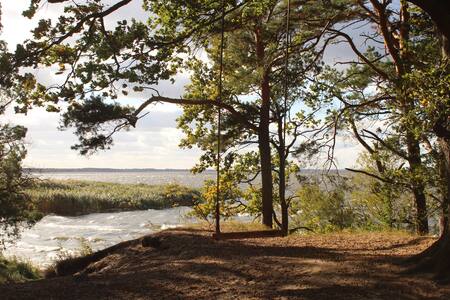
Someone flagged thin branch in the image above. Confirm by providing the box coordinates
[328,28,390,80]
[133,95,258,131]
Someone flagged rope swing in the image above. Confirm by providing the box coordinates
[215,0,226,238]
[284,0,290,153]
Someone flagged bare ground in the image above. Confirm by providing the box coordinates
[1,228,450,299]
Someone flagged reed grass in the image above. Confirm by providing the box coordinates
[26,180,201,216]
[0,256,41,283]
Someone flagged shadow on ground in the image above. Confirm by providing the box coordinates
[0,229,448,300]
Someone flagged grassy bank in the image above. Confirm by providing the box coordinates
[27,180,201,216]
[0,256,40,284]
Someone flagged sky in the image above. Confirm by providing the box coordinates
[0,0,364,169]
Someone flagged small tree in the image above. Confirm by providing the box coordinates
[0,123,37,248]
[350,153,416,231]
[291,181,354,233]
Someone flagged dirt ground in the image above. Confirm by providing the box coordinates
[1,228,450,299]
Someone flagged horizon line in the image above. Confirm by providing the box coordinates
[25,167,345,172]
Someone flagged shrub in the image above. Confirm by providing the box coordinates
[0,255,40,283]
[291,183,355,233]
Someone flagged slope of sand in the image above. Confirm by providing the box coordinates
[1,229,450,299]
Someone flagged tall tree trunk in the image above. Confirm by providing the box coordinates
[256,27,273,228]
[441,137,450,232]
[438,137,450,238]
[400,1,428,235]
[406,132,429,235]
[438,145,449,237]
[437,35,450,237]
[407,36,450,280]
[409,137,450,279]
[259,75,273,228]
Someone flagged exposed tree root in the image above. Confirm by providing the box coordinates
[404,234,450,282]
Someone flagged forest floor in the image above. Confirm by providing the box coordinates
[1,227,449,299]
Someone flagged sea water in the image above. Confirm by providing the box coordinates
[4,207,195,267]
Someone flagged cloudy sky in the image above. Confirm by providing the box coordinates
[1,0,363,169]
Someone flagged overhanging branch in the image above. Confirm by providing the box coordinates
[133,95,258,131]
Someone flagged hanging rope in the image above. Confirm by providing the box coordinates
[215,0,226,237]
[283,0,290,150]
[282,0,291,208]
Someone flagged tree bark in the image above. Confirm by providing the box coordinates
[409,141,450,279]
[259,75,273,228]
[400,1,428,235]
[438,145,449,237]
[256,27,273,228]
[407,38,450,278]
[405,132,429,235]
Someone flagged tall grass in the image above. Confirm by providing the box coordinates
[26,180,201,216]
[0,256,41,283]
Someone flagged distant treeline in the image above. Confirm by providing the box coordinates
[25,168,213,173]
[24,168,342,174]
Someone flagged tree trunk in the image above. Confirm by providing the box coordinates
[417,123,450,280]
[407,137,450,279]
[439,201,449,238]
[279,149,289,235]
[412,185,428,234]
[439,145,449,237]
[259,77,273,228]
[406,28,450,280]
[256,28,273,228]
[405,132,429,235]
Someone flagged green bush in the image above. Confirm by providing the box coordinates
[291,183,355,233]
[291,177,418,233]
[349,174,415,231]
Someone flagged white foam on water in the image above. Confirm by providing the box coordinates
[160,224,180,230]
[4,206,195,267]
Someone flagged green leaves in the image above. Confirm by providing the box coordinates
[61,96,134,155]
[22,0,40,19]
[0,124,35,248]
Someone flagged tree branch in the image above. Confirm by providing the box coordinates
[346,168,392,184]
[328,28,390,80]
[362,129,409,160]
[133,95,258,131]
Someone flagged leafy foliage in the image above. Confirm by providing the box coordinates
[291,181,354,232]
[0,124,38,248]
